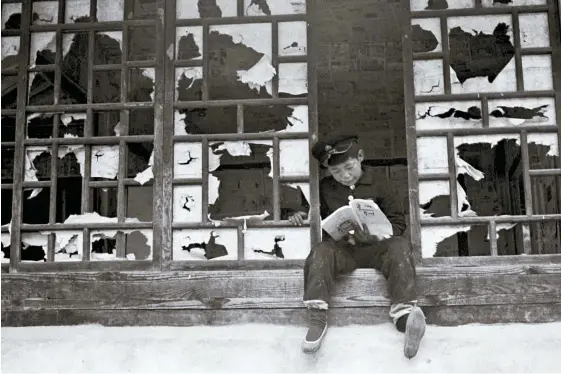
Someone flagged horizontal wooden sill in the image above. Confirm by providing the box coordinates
[2,265,561,327]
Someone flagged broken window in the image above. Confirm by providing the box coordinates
[171,0,312,262]
[410,4,561,261]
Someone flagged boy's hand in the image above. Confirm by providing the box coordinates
[288,211,308,226]
[350,224,378,244]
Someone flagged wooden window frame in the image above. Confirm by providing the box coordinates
[1,0,321,273]
[401,0,561,267]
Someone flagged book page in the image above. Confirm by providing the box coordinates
[350,199,394,238]
[320,205,361,241]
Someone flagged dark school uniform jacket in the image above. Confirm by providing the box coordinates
[319,166,407,236]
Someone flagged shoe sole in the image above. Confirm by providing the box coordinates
[403,307,426,359]
[301,323,328,354]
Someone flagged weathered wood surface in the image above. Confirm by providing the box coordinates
[2,266,561,326]
[3,304,561,327]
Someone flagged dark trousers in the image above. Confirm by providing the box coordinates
[303,236,417,306]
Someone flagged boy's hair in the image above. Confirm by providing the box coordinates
[326,142,361,167]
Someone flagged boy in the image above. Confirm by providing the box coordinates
[289,133,426,359]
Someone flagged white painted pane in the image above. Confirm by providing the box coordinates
[278,21,307,56]
[278,63,307,95]
[519,13,550,48]
[173,229,238,261]
[522,55,553,91]
[174,142,203,178]
[413,60,444,95]
[415,101,483,131]
[245,227,310,259]
[173,185,203,222]
[97,0,124,21]
[279,139,309,177]
[417,137,448,175]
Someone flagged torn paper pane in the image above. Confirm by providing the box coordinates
[278,63,307,95]
[245,227,310,260]
[411,18,441,53]
[281,105,308,133]
[173,185,203,222]
[65,0,90,23]
[176,0,200,19]
[413,60,443,95]
[1,36,20,63]
[411,0,474,11]
[32,1,58,25]
[62,33,76,58]
[415,101,483,131]
[288,183,310,213]
[454,134,520,150]
[419,181,450,206]
[421,225,472,258]
[209,174,220,205]
[210,24,272,57]
[29,32,56,67]
[448,16,516,93]
[134,166,153,185]
[519,13,550,48]
[90,229,152,261]
[527,133,559,157]
[244,0,306,15]
[173,229,237,261]
[176,26,203,60]
[417,137,448,174]
[481,0,545,5]
[1,3,21,31]
[278,21,307,56]
[175,67,203,100]
[99,31,123,51]
[97,0,124,21]
[236,55,276,94]
[279,139,309,177]
[174,142,203,178]
[522,55,553,91]
[488,98,556,127]
[91,145,120,179]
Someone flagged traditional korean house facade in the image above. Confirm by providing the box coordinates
[1,0,560,326]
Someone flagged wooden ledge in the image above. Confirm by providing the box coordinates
[2,266,561,327]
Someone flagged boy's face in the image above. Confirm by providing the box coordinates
[327,149,364,186]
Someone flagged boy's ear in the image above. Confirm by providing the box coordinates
[357,149,365,162]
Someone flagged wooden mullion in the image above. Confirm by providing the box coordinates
[440,16,451,95]
[237,225,244,260]
[520,131,533,216]
[415,90,555,103]
[271,20,279,98]
[155,0,174,269]
[512,9,524,92]
[9,0,32,272]
[420,214,561,226]
[400,0,422,258]
[202,21,209,101]
[417,125,557,137]
[237,104,244,133]
[481,96,489,128]
[489,221,498,256]
[47,114,60,262]
[272,136,281,221]
[237,0,244,17]
[201,138,209,223]
[447,133,458,218]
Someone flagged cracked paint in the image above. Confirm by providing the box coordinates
[488,98,556,127]
[244,0,306,15]
[415,101,483,130]
[174,142,203,178]
[522,55,553,91]
[278,63,307,96]
[173,185,203,222]
[411,19,441,53]
[65,0,90,23]
[1,3,21,30]
[245,227,310,259]
[448,17,516,93]
[176,26,203,60]
[278,21,307,56]
[32,1,58,25]
[96,0,124,21]
[173,229,237,261]
[413,60,443,95]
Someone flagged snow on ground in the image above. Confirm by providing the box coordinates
[2,322,560,373]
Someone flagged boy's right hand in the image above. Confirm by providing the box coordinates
[288,211,308,226]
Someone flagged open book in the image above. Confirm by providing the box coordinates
[321,199,394,241]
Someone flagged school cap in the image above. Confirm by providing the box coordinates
[311,133,359,167]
